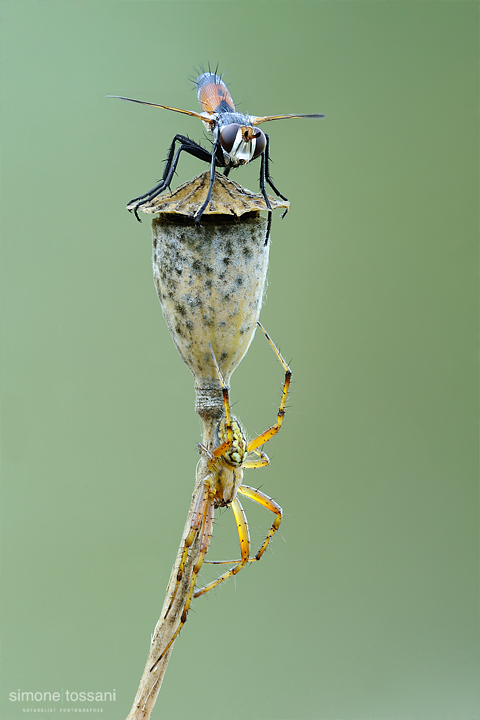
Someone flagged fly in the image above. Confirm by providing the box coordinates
[108,70,324,233]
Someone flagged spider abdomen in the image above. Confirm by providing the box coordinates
[216,417,247,468]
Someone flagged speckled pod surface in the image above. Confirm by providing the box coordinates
[152,214,269,406]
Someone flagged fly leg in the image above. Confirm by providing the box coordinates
[127,135,212,221]
[194,133,220,224]
[258,146,274,245]
[263,133,289,221]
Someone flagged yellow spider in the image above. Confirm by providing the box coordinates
[151,322,291,671]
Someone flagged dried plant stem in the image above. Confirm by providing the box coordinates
[125,479,203,720]
[126,393,223,720]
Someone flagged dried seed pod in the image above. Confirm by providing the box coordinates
[140,170,289,218]
[151,172,285,419]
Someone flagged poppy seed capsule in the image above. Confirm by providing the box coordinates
[152,213,269,416]
[148,172,288,420]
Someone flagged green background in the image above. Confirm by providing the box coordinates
[1,2,478,719]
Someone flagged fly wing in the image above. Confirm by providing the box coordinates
[196,72,236,114]
[106,95,209,122]
[251,113,325,125]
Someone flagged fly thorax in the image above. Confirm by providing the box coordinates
[216,416,247,468]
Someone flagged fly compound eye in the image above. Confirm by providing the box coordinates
[252,128,266,159]
[220,123,240,153]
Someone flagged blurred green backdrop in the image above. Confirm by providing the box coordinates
[1,2,478,719]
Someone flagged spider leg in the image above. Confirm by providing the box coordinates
[238,485,283,561]
[244,449,270,469]
[127,135,212,222]
[247,323,292,453]
[206,343,234,459]
[150,486,214,672]
[164,479,211,619]
[193,496,250,598]
[204,485,282,565]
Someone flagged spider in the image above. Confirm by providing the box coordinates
[150,322,291,672]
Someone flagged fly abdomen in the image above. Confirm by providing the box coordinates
[196,72,236,114]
